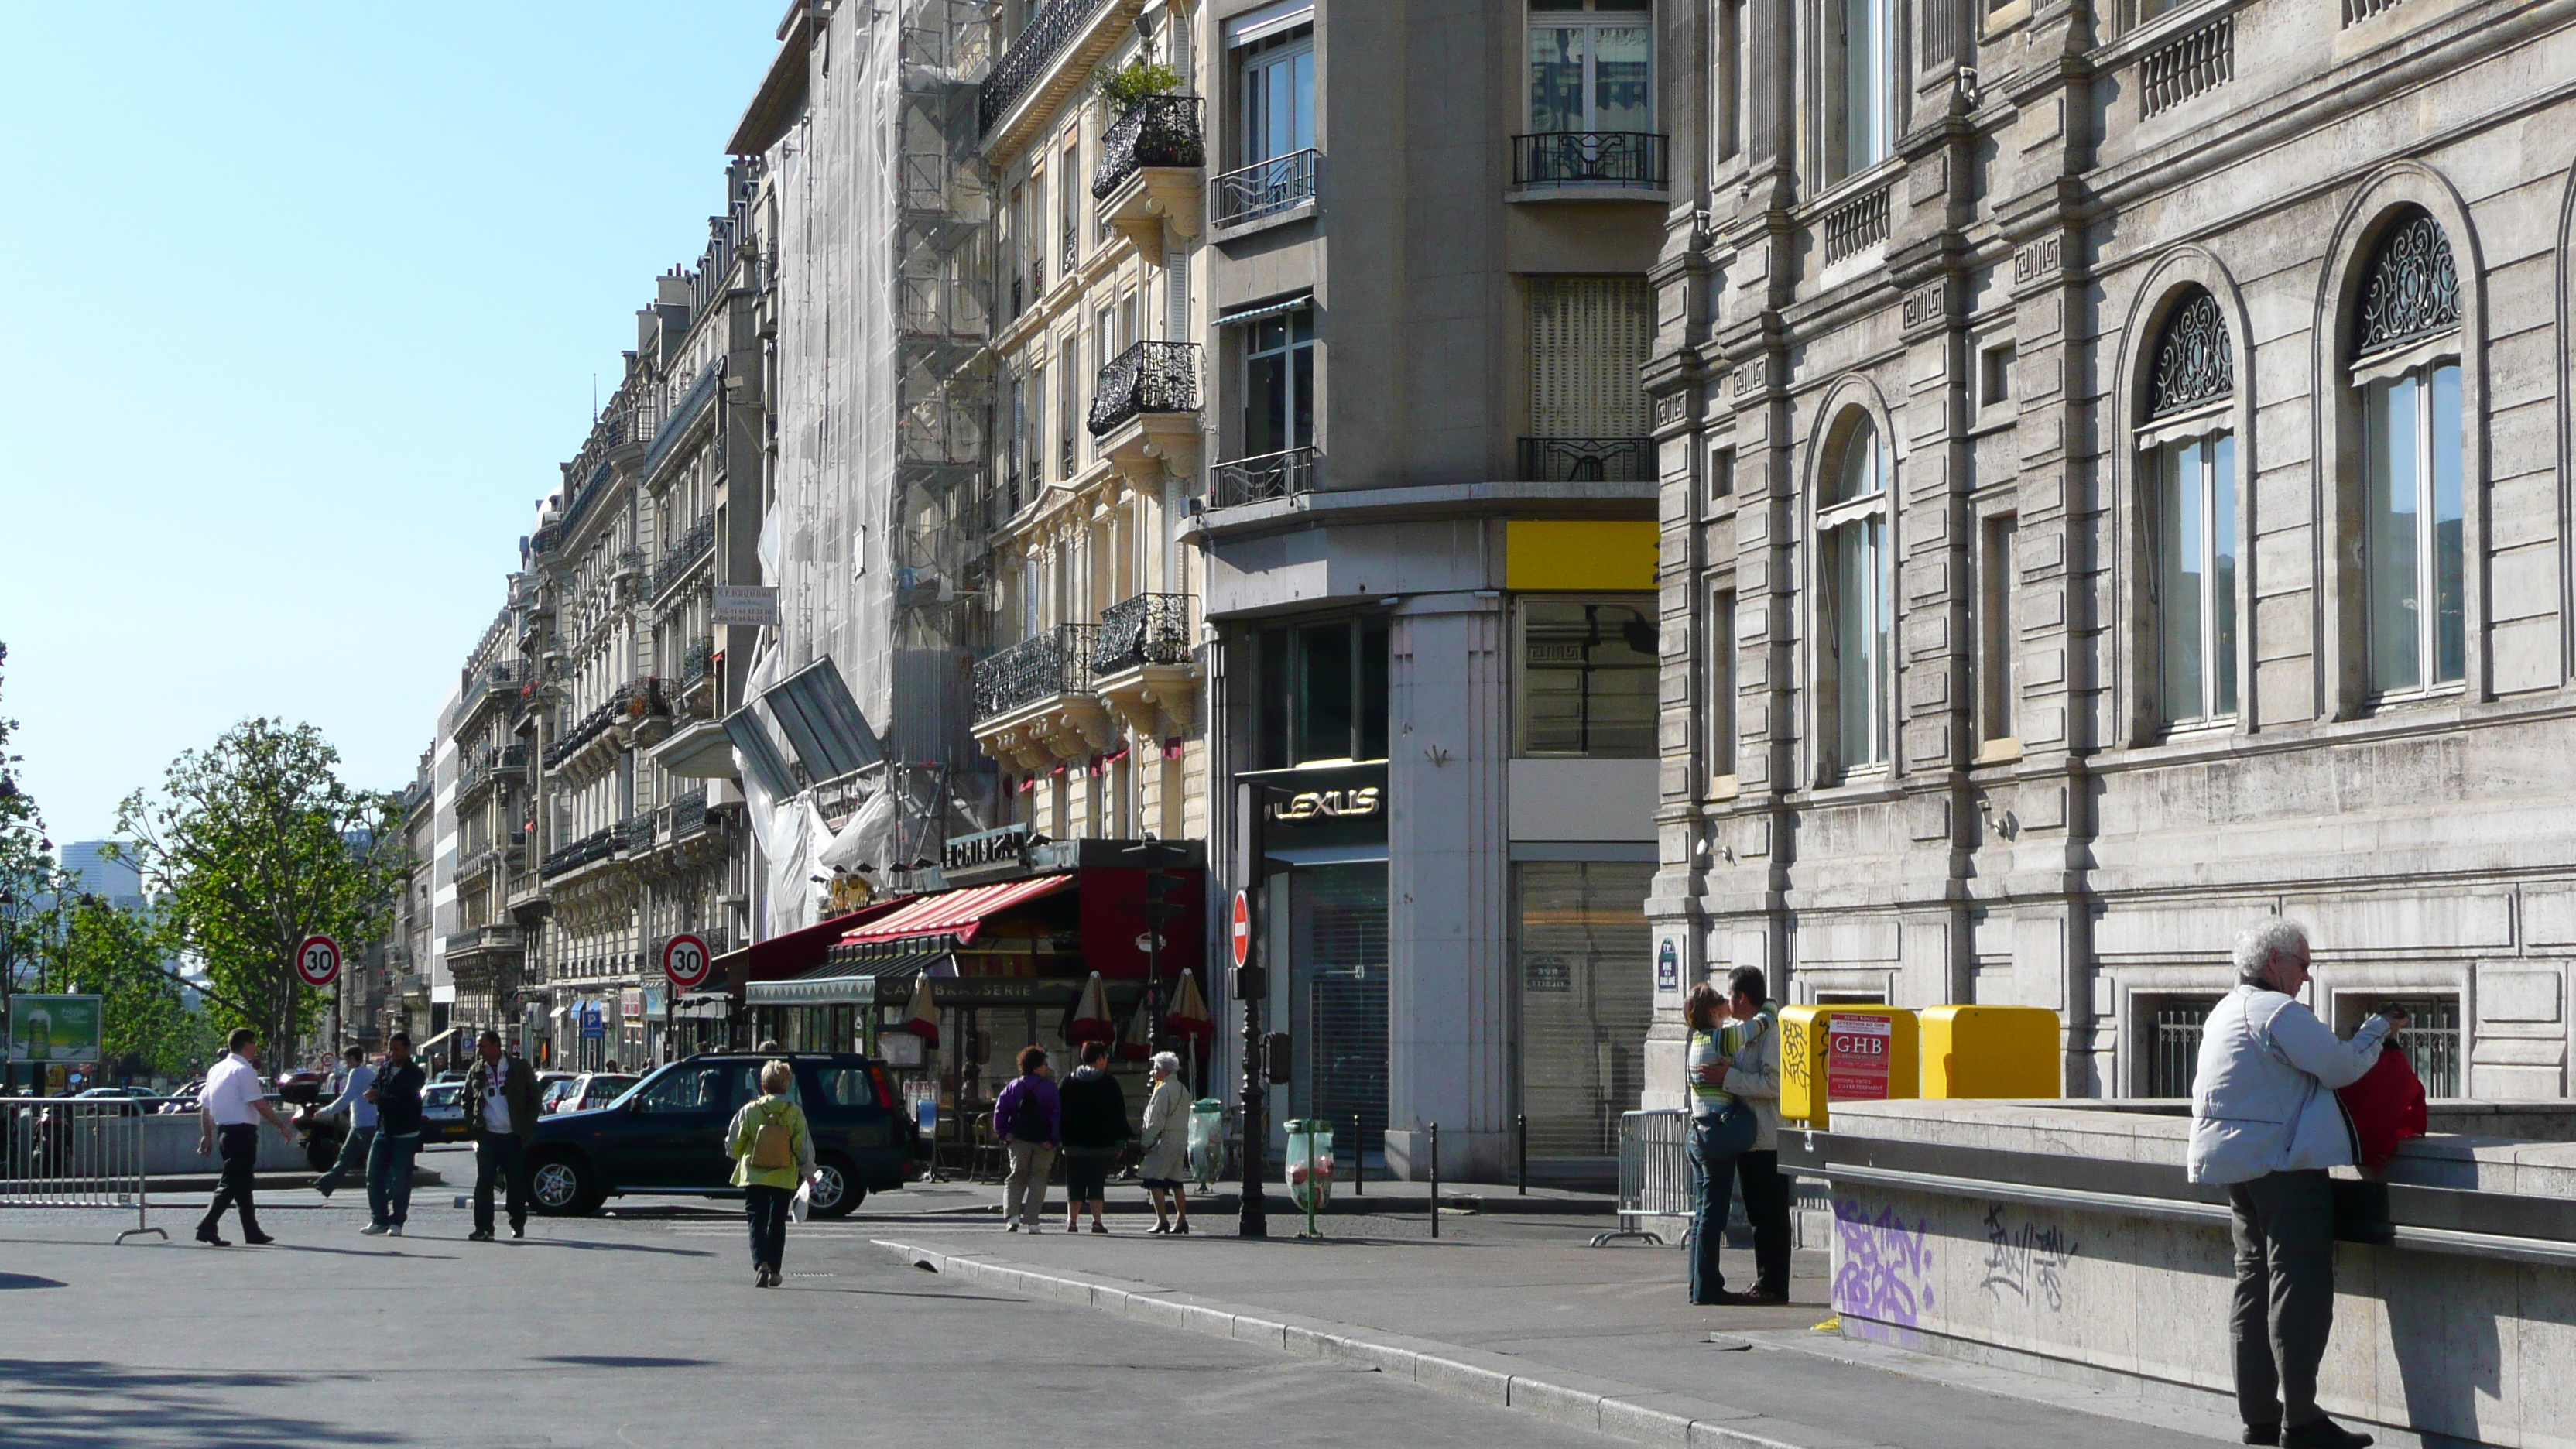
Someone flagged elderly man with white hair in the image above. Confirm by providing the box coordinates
[2189,918,2408,1449]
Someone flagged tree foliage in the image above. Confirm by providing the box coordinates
[46,896,202,1080]
[115,720,404,1060]
[1098,58,1182,113]
[0,642,58,1005]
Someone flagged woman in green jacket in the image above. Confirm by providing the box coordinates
[724,1060,816,1287]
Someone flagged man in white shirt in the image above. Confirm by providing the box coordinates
[196,1028,295,1246]
[310,1046,378,1198]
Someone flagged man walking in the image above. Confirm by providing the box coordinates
[310,1045,376,1199]
[195,1029,295,1246]
[362,1031,425,1237]
[2191,920,2405,1449]
[461,1029,540,1242]
[991,1045,1059,1232]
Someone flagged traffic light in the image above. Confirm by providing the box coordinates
[1140,865,1190,933]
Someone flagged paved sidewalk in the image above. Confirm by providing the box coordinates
[866,1190,2245,1449]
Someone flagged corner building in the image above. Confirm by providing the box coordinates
[1646,0,2576,1101]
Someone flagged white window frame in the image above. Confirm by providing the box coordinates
[1526,2,1657,135]
[1816,413,1892,781]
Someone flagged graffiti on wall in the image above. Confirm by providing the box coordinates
[1832,1197,1934,1327]
[1979,1204,2079,1311]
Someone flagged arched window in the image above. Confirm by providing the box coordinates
[1818,412,1889,776]
[2140,289,2239,726]
[2352,209,2465,696]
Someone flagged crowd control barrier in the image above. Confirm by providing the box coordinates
[1,1099,168,1242]
[1591,1108,1691,1246]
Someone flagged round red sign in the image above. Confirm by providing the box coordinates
[1229,889,1254,968]
[663,933,712,992]
[295,935,342,988]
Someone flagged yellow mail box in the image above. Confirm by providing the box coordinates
[1778,1005,1917,1129]
[1918,1005,2061,1100]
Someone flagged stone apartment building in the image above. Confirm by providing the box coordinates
[1644,0,2576,1101]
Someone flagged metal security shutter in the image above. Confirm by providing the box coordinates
[1529,276,1655,437]
[1290,863,1389,1157]
[1516,861,1653,1162]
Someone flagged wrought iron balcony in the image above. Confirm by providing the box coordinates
[652,513,718,598]
[457,742,526,803]
[1094,96,1206,199]
[1516,437,1656,483]
[543,679,666,770]
[978,0,1112,136]
[1088,341,1201,437]
[1214,149,1319,228]
[1210,446,1319,509]
[541,824,625,879]
[444,924,522,957]
[1512,132,1669,190]
[682,639,715,687]
[457,663,526,723]
[974,623,1098,722]
[670,787,709,840]
[1094,593,1194,676]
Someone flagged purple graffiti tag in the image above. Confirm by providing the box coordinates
[1832,1197,1934,1327]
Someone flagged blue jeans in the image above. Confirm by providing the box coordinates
[317,1125,374,1194]
[366,1132,420,1228]
[1686,1108,1754,1304]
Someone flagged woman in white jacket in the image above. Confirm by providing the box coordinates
[1137,1052,1193,1235]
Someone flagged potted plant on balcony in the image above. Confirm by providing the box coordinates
[1096,58,1180,113]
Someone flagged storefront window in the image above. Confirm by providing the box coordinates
[1519,598,1656,757]
[1286,862,1389,1156]
[1249,616,1390,769]
[1515,860,1652,1160]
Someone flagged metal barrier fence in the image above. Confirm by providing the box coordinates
[1,1100,167,1242]
[1591,1108,1691,1246]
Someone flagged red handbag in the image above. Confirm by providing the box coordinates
[2335,1046,2428,1176]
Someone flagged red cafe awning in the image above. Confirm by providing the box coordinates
[714,902,909,987]
[838,874,1076,948]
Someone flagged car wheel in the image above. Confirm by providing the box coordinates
[809,1153,864,1219]
[529,1149,600,1216]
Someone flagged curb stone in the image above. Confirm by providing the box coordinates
[869,1238,1900,1449]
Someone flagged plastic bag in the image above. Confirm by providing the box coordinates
[790,1176,814,1224]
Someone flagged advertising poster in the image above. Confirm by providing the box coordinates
[7,994,104,1063]
[1824,1014,1894,1101]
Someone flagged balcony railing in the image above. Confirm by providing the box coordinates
[543,679,666,770]
[1210,446,1319,509]
[1093,96,1206,199]
[1213,149,1319,228]
[1094,593,1194,675]
[1512,132,1669,190]
[682,639,715,687]
[978,0,1112,136]
[670,787,709,841]
[444,925,522,957]
[456,743,526,803]
[652,513,717,598]
[1088,341,1201,436]
[457,663,525,722]
[974,623,1097,722]
[1516,437,1656,483]
[540,824,628,880]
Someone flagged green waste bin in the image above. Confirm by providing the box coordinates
[1284,1118,1336,1214]
[1187,1098,1226,1187]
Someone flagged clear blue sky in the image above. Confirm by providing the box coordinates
[0,4,781,844]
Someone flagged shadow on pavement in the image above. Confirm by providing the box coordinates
[0,1273,67,1290]
[539,1354,700,1368]
[0,1358,387,1449]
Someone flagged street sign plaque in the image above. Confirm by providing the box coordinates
[295,935,342,988]
[662,933,712,992]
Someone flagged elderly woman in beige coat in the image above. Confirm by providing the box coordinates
[1136,1051,1193,1235]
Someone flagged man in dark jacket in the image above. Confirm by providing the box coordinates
[461,1030,542,1242]
[361,1032,427,1237]
[1058,1040,1130,1233]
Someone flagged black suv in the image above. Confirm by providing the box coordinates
[526,1052,923,1218]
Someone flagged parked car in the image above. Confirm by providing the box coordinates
[525,1053,923,1219]
[420,1081,468,1144]
[541,1072,639,1115]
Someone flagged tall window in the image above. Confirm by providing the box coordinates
[1978,516,2019,748]
[2141,290,2238,727]
[1708,586,1738,779]
[1826,0,1893,183]
[2352,211,2465,697]
[1241,29,1314,168]
[1529,0,1654,134]
[1819,413,1890,777]
[1245,308,1317,457]
[1251,616,1390,769]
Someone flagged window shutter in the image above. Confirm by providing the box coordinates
[1530,276,1655,437]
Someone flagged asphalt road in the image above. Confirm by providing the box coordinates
[0,1187,1624,1449]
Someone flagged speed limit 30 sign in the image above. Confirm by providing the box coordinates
[662,933,712,992]
[295,935,343,988]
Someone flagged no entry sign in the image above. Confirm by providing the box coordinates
[662,933,712,992]
[295,935,342,988]
[1229,889,1254,968]
[1825,1015,1894,1101]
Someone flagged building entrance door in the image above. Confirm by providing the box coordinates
[1288,862,1388,1160]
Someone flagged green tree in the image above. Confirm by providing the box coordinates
[115,720,404,1060]
[0,642,63,1088]
[46,896,194,1081]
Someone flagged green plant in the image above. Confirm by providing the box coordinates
[1098,59,1182,115]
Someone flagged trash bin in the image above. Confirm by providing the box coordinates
[1283,1118,1335,1214]
[1918,1005,2060,1099]
[1187,1098,1226,1187]
[1779,1005,1918,1129]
